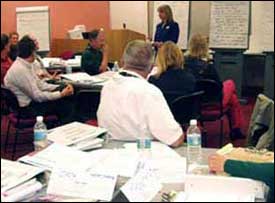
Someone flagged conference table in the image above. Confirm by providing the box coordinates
[24,141,216,202]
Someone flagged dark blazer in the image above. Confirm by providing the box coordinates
[154,21,180,44]
[149,68,196,105]
[184,56,221,83]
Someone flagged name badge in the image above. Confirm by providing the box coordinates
[166,26,170,30]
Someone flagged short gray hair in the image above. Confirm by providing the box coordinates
[123,40,154,71]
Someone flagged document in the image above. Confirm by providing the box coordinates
[47,167,117,201]
[47,122,107,146]
[121,162,163,202]
[60,73,94,82]
[19,143,93,171]
[1,159,45,193]
[71,138,104,151]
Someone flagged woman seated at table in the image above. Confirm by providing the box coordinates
[209,154,274,202]
[185,34,245,140]
[149,41,196,105]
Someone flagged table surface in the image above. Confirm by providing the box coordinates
[23,141,216,202]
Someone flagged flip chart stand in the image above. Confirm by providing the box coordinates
[213,49,246,97]
[264,52,274,99]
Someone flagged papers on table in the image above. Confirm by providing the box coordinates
[1,159,45,202]
[60,73,95,82]
[47,168,117,202]
[47,122,107,150]
[178,175,267,202]
[121,161,163,202]
[18,143,93,171]
[42,57,64,69]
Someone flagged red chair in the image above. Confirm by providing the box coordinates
[1,86,59,160]
[196,79,232,147]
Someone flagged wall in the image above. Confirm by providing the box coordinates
[110,1,148,35]
[1,1,110,39]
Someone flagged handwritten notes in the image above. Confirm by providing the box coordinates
[261,1,274,52]
[153,1,190,49]
[121,162,162,202]
[16,6,50,51]
[47,168,117,201]
[210,1,250,49]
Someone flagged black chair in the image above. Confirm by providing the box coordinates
[196,79,232,147]
[74,89,101,122]
[1,86,58,160]
[168,91,207,147]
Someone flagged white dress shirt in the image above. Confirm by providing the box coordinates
[97,70,183,146]
[4,57,61,107]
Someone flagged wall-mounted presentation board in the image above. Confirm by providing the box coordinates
[209,1,250,50]
[153,1,190,49]
[16,6,50,51]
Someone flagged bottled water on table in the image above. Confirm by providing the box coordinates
[187,119,202,165]
[113,61,120,72]
[33,116,48,152]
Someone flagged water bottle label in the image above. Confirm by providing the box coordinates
[137,139,151,149]
[187,134,201,147]
[34,131,47,141]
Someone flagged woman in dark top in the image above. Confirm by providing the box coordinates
[153,5,180,49]
[149,41,195,105]
[185,34,245,140]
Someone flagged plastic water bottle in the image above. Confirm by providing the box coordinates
[33,116,48,152]
[137,136,152,159]
[187,119,202,165]
[113,61,120,72]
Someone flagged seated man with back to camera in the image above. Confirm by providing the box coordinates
[4,36,75,124]
[97,40,184,147]
[81,29,109,76]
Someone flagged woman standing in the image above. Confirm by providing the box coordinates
[153,5,180,49]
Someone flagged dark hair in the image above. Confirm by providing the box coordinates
[18,35,36,59]
[1,34,9,52]
[88,29,100,40]
[9,31,19,38]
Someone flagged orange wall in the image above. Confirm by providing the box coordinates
[1,1,110,39]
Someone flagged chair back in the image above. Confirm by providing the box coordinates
[170,91,204,125]
[74,89,101,122]
[1,85,20,114]
[196,79,223,105]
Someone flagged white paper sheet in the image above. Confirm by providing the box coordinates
[18,143,93,171]
[47,122,107,146]
[47,168,117,201]
[121,162,163,202]
[60,73,95,82]
[1,159,45,193]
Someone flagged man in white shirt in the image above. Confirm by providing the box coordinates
[97,40,184,147]
[4,36,74,124]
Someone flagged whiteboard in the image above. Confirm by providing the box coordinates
[153,1,190,49]
[16,6,50,51]
[110,1,148,35]
[261,1,274,52]
[209,1,250,49]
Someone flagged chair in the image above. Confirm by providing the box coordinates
[1,86,58,160]
[168,91,207,146]
[196,79,232,147]
[74,89,101,123]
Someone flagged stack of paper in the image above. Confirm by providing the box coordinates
[18,143,95,171]
[42,57,64,69]
[1,159,45,202]
[47,122,107,151]
[47,167,117,202]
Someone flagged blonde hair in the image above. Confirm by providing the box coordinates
[158,5,174,23]
[188,34,210,59]
[156,41,184,77]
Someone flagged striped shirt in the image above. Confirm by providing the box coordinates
[4,57,61,107]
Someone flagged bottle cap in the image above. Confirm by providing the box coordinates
[37,116,43,122]
[190,119,197,126]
